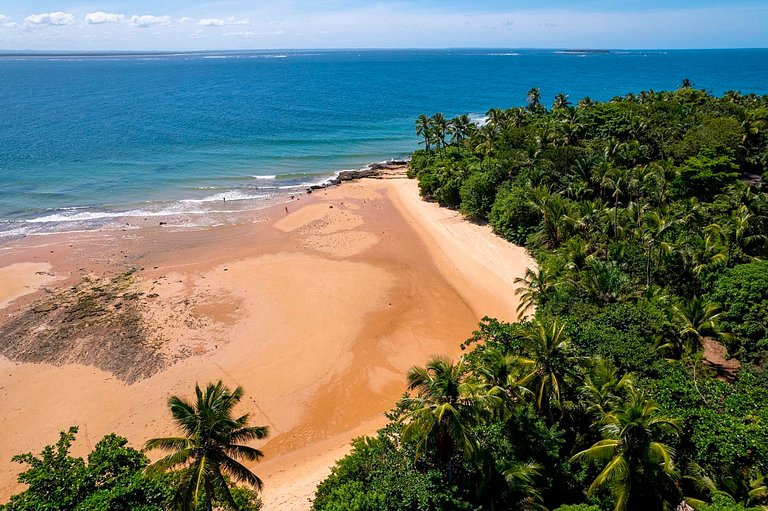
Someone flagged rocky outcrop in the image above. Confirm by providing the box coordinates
[306,160,409,193]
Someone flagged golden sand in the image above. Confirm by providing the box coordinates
[0,176,534,509]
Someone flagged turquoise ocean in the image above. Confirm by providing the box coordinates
[1,49,767,238]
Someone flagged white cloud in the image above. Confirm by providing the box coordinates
[179,17,193,23]
[197,18,225,27]
[224,30,285,38]
[227,16,250,25]
[85,12,125,24]
[25,12,76,26]
[0,15,16,28]
[129,15,171,27]
[197,16,250,27]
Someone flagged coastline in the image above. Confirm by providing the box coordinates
[0,160,409,242]
[0,169,534,509]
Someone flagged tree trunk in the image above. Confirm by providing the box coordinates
[646,241,653,288]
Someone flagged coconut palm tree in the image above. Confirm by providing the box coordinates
[472,124,498,169]
[449,113,473,146]
[514,266,559,317]
[527,87,543,112]
[685,226,727,292]
[552,93,570,111]
[639,208,681,288]
[680,78,694,89]
[724,204,766,266]
[579,358,636,420]
[486,108,508,131]
[601,166,631,238]
[515,318,577,420]
[431,113,450,155]
[415,114,433,153]
[686,462,768,510]
[508,107,528,128]
[145,381,269,511]
[400,356,497,481]
[660,296,730,357]
[571,393,682,511]
[475,347,524,394]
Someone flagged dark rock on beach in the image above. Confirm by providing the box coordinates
[305,160,409,193]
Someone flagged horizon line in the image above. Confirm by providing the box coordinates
[1,46,768,55]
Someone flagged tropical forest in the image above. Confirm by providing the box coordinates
[312,85,768,511]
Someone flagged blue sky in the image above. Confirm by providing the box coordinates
[0,1,766,50]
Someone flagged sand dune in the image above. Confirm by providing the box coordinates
[0,176,534,509]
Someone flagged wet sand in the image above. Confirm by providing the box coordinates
[0,174,534,509]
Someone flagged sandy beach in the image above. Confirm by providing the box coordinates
[0,172,534,509]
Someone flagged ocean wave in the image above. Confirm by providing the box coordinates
[27,209,182,223]
[469,113,489,126]
[252,174,277,179]
[182,190,271,203]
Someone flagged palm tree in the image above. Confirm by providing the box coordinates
[475,347,533,406]
[724,204,766,266]
[527,87,543,112]
[515,318,576,420]
[680,78,694,89]
[486,108,508,131]
[400,356,496,481]
[686,462,768,510]
[508,107,528,128]
[661,296,730,357]
[529,189,569,248]
[514,266,559,318]
[579,358,636,420]
[145,381,269,511]
[571,393,682,511]
[472,124,498,169]
[415,114,433,153]
[552,93,570,111]
[601,166,631,238]
[431,113,450,155]
[449,114,473,145]
[640,210,678,288]
[686,225,727,293]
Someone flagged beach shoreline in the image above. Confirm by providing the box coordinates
[0,171,533,509]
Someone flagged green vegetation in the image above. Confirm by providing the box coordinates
[1,382,266,511]
[314,87,768,510]
[145,381,269,511]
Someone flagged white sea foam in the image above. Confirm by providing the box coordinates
[252,174,277,179]
[28,209,177,223]
[183,190,271,203]
[469,113,489,126]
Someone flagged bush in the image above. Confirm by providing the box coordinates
[1,428,261,511]
[1,428,169,511]
[459,170,500,221]
[488,183,540,244]
[676,151,740,200]
[706,261,768,363]
[313,431,474,511]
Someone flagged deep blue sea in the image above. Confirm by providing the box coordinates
[1,48,767,238]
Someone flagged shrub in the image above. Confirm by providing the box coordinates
[706,260,768,363]
[488,183,540,244]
